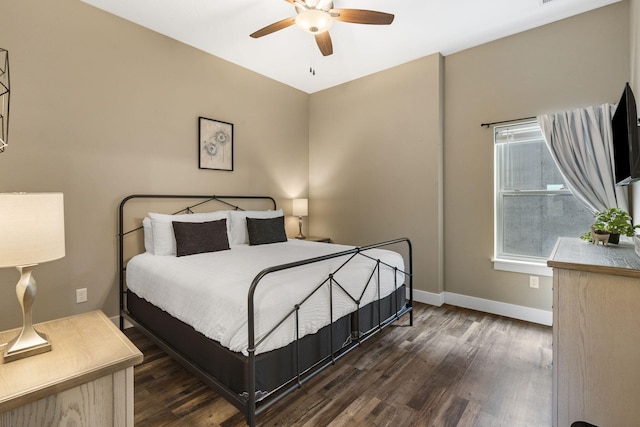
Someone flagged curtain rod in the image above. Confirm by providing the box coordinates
[480,116,536,128]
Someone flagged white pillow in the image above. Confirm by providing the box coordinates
[142,217,154,253]
[149,211,229,256]
[227,209,284,245]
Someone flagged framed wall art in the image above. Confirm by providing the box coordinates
[199,117,233,171]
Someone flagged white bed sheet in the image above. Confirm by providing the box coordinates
[126,239,405,355]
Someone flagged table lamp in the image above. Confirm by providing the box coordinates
[293,198,308,239]
[0,193,65,362]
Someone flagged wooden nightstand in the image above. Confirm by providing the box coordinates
[0,310,143,427]
[303,236,331,243]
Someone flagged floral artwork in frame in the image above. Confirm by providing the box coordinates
[199,117,233,171]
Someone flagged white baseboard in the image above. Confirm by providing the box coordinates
[410,288,552,326]
[411,288,445,306]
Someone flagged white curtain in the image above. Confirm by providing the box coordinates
[537,104,628,214]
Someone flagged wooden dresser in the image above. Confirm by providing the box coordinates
[548,237,640,427]
[0,310,143,427]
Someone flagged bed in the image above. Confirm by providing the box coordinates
[118,194,413,426]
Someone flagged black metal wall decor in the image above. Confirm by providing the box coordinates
[0,48,9,153]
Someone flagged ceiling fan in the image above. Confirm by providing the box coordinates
[249,0,394,57]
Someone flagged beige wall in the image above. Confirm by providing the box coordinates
[0,0,309,330]
[309,3,629,310]
[0,0,631,331]
[309,55,445,295]
[444,2,630,310]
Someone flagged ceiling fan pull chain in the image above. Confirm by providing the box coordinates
[309,42,316,76]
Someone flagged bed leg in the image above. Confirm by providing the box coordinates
[247,346,256,427]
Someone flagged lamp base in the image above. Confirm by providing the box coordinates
[3,331,51,363]
[295,216,306,239]
[2,264,52,363]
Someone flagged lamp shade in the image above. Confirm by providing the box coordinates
[293,198,308,217]
[0,193,65,267]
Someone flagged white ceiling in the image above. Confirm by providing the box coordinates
[81,0,621,94]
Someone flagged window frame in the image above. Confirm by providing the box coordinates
[492,120,580,276]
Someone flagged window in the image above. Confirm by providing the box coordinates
[494,121,593,268]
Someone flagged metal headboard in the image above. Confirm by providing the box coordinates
[117,194,277,329]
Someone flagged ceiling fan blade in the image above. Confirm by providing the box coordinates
[315,31,333,56]
[315,32,333,56]
[332,9,394,25]
[250,17,297,38]
[316,0,333,10]
[293,0,308,10]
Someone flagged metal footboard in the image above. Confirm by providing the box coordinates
[246,238,413,426]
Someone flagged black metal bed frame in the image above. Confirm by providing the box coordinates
[118,194,413,426]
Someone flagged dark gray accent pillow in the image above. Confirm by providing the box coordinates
[172,219,230,257]
[246,216,287,246]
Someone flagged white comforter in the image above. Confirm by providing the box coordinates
[126,239,405,355]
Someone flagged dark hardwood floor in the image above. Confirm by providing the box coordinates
[125,303,552,426]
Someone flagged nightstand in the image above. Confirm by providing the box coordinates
[0,310,143,427]
[304,236,331,243]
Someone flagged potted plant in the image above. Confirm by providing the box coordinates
[580,207,640,244]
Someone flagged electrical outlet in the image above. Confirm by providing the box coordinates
[76,288,88,303]
[529,276,539,289]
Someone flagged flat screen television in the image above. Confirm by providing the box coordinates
[613,82,640,186]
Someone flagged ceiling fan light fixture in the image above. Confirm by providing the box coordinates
[295,9,333,34]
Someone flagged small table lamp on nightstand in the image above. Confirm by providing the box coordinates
[293,198,308,239]
[0,192,65,362]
